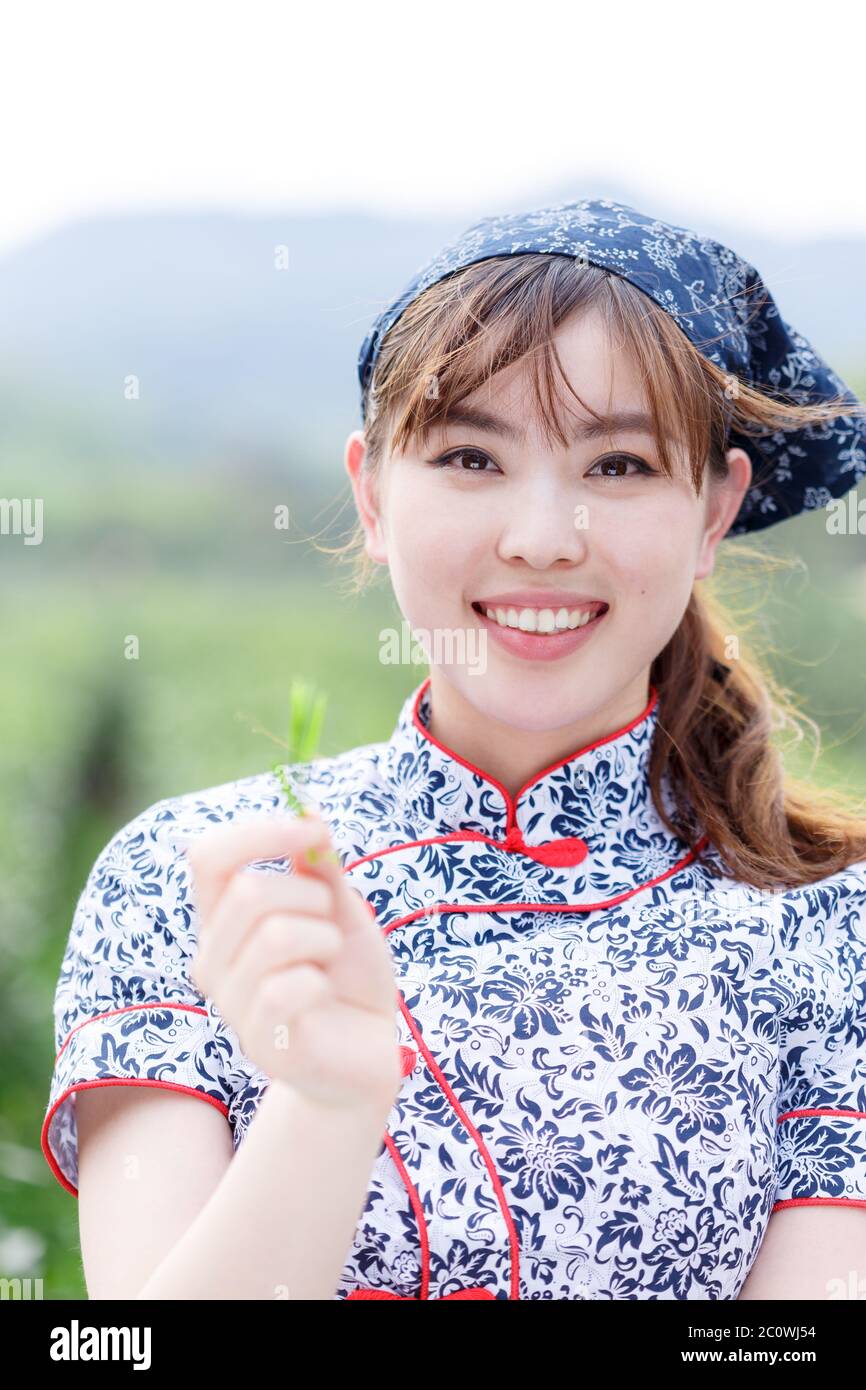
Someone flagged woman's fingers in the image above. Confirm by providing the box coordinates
[290,812,377,938]
[218,913,342,1030]
[182,809,398,1077]
[194,870,335,987]
[235,963,334,1076]
[289,814,395,1017]
[183,813,332,923]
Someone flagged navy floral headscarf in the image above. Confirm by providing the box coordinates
[357,198,866,536]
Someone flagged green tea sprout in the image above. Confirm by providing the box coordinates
[238,678,338,867]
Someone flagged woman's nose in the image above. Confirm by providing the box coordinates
[495,484,590,567]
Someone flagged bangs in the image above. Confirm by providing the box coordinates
[364,257,728,491]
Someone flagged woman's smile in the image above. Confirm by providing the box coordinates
[469,597,610,661]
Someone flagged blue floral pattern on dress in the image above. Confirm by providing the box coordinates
[42,677,866,1299]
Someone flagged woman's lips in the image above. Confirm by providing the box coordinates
[470,601,609,662]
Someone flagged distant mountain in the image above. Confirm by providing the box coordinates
[1,183,864,471]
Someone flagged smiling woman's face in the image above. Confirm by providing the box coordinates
[346,306,752,737]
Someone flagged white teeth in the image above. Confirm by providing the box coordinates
[480,604,602,633]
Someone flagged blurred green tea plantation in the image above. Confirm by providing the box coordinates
[2,379,866,1299]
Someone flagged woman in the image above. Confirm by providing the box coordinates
[42,198,866,1300]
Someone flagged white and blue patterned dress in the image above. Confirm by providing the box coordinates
[42,677,866,1300]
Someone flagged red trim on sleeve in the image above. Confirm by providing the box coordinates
[777,1106,866,1123]
[772,1197,866,1211]
[41,1077,230,1199]
[773,1109,866,1211]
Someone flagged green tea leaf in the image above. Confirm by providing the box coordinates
[297,690,327,761]
[288,679,310,759]
[277,679,329,831]
[274,761,305,816]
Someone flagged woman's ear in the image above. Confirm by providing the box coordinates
[344,430,388,565]
[694,447,753,581]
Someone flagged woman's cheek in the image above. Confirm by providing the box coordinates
[388,478,456,552]
[599,516,696,645]
[383,501,465,628]
[392,486,485,583]
[608,501,698,587]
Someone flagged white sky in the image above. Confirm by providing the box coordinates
[2,0,865,257]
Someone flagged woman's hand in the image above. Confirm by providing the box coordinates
[185,812,402,1110]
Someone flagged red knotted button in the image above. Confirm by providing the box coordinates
[399,1045,417,1076]
[521,835,589,868]
[438,1287,497,1299]
[501,826,588,868]
[503,826,526,852]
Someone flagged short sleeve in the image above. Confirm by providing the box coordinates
[773,862,866,1210]
[41,803,245,1197]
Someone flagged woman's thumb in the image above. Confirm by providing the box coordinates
[293,812,377,935]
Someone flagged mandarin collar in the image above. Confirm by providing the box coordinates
[381,677,665,870]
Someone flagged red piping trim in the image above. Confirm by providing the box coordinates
[346,830,567,868]
[396,992,521,1302]
[55,1001,210,1064]
[382,1133,431,1299]
[364,837,708,923]
[773,1110,866,1210]
[41,1077,230,1198]
[411,676,660,834]
[772,1198,866,1211]
[346,827,598,869]
[777,1107,866,1123]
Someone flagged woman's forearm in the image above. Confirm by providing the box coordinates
[135,1079,398,1300]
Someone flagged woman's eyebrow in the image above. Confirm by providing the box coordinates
[436,404,655,443]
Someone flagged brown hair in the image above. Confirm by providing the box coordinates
[321,255,866,891]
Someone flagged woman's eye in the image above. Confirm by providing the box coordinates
[588,454,653,478]
[426,450,653,478]
[428,449,499,473]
